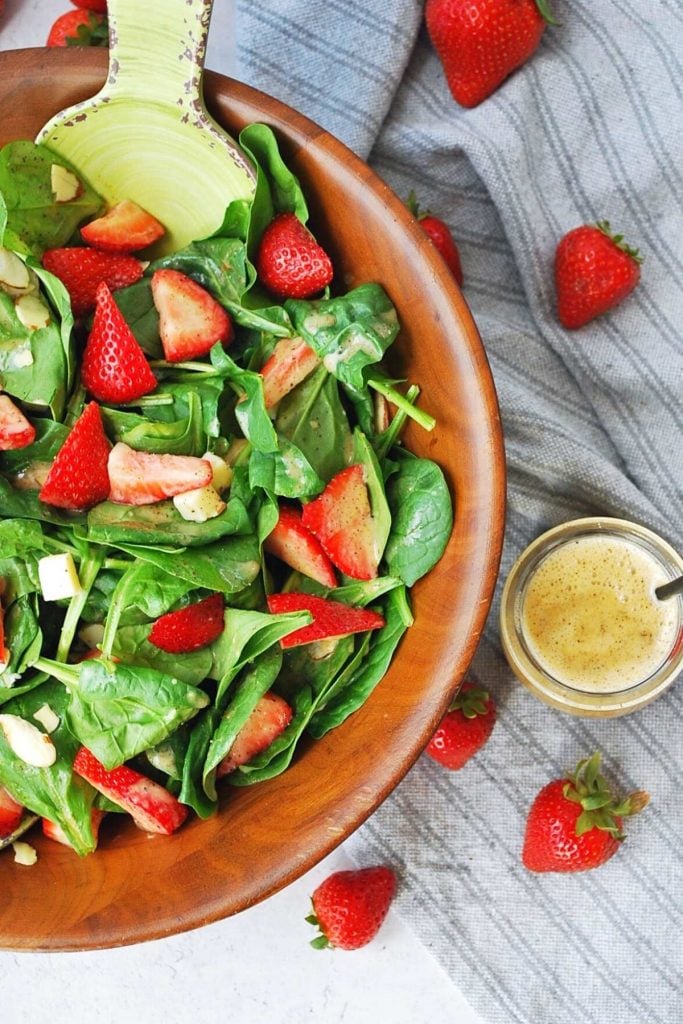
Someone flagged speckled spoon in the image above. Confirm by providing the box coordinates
[36,0,255,255]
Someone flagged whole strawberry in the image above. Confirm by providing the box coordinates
[425,682,495,769]
[555,221,643,329]
[47,9,108,47]
[307,866,397,950]
[407,193,463,286]
[257,213,333,299]
[426,0,557,108]
[522,752,649,873]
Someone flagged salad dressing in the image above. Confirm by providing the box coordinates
[521,535,678,693]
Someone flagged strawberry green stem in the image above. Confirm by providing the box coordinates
[563,752,649,839]
[534,0,559,26]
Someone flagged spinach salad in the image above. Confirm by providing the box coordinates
[0,124,452,857]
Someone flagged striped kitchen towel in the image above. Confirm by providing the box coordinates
[236,3,683,1023]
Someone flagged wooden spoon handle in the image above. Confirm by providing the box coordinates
[106,0,214,105]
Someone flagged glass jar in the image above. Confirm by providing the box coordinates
[500,517,683,716]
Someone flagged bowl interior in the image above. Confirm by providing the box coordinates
[0,48,505,950]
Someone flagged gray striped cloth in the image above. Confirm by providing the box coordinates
[235,3,683,1022]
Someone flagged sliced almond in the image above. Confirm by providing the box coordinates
[12,842,37,866]
[0,248,31,296]
[15,294,51,331]
[50,163,81,204]
[0,714,57,768]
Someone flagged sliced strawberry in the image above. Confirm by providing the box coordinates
[0,600,9,671]
[260,336,320,408]
[216,692,293,778]
[267,592,385,648]
[257,213,334,299]
[264,505,337,587]
[72,747,188,835]
[39,401,111,510]
[107,442,212,505]
[81,282,157,404]
[42,808,106,849]
[0,395,36,450]
[301,464,380,580]
[42,247,144,317]
[80,200,165,253]
[148,593,225,654]
[0,786,23,838]
[151,269,233,362]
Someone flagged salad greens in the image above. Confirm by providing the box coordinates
[0,123,452,857]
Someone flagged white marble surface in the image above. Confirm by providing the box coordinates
[0,3,486,1022]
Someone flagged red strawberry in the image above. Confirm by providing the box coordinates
[257,213,334,299]
[148,593,225,654]
[555,221,643,329]
[72,747,188,835]
[151,269,233,363]
[42,808,106,849]
[42,247,144,318]
[0,395,36,450]
[260,336,320,408]
[216,692,293,778]
[425,0,556,108]
[267,592,384,648]
[107,443,213,505]
[81,282,157,404]
[522,752,650,873]
[70,0,107,12]
[302,464,380,580]
[47,8,108,47]
[407,194,463,286]
[81,200,165,254]
[0,599,9,671]
[0,786,23,839]
[425,682,496,770]
[39,401,111,510]
[264,505,337,588]
[308,866,397,950]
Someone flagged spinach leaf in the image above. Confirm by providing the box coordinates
[178,708,220,818]
[112,626,213,687]
[103,391,206,456]
[285,284,399,393]
[203,645,282,788]
[0,681,97,855]
[384,456,453,586]
[211,606,311,706]
[29,258,76,394]
[0,289,69,419]
[113,279,162,357]
[0,141,102,256]
[142,377,224,440]
[0,417,68,475]
[0,476,86,528]
[248,435,324,499]
[209,345,278,453]
[307,586,413,738]
[0,595,42,696]
[275,365,352,481]
[84,495,251,547]
[37,657,209,770]
[116,534,261,594]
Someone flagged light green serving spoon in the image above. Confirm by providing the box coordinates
[36,0,255,255]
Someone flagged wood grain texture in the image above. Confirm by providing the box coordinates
[0,48,505,951]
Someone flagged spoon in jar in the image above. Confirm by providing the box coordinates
[655,576,683,601]
[36,0,255,257]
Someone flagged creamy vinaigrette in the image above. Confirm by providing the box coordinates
[521,535,679,694]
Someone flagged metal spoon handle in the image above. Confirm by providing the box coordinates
[655,575,683,601]
[106,0,214,105]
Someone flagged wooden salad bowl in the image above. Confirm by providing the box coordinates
[0,48,505,951]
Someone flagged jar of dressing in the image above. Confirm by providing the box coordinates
[500,517,683,716]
